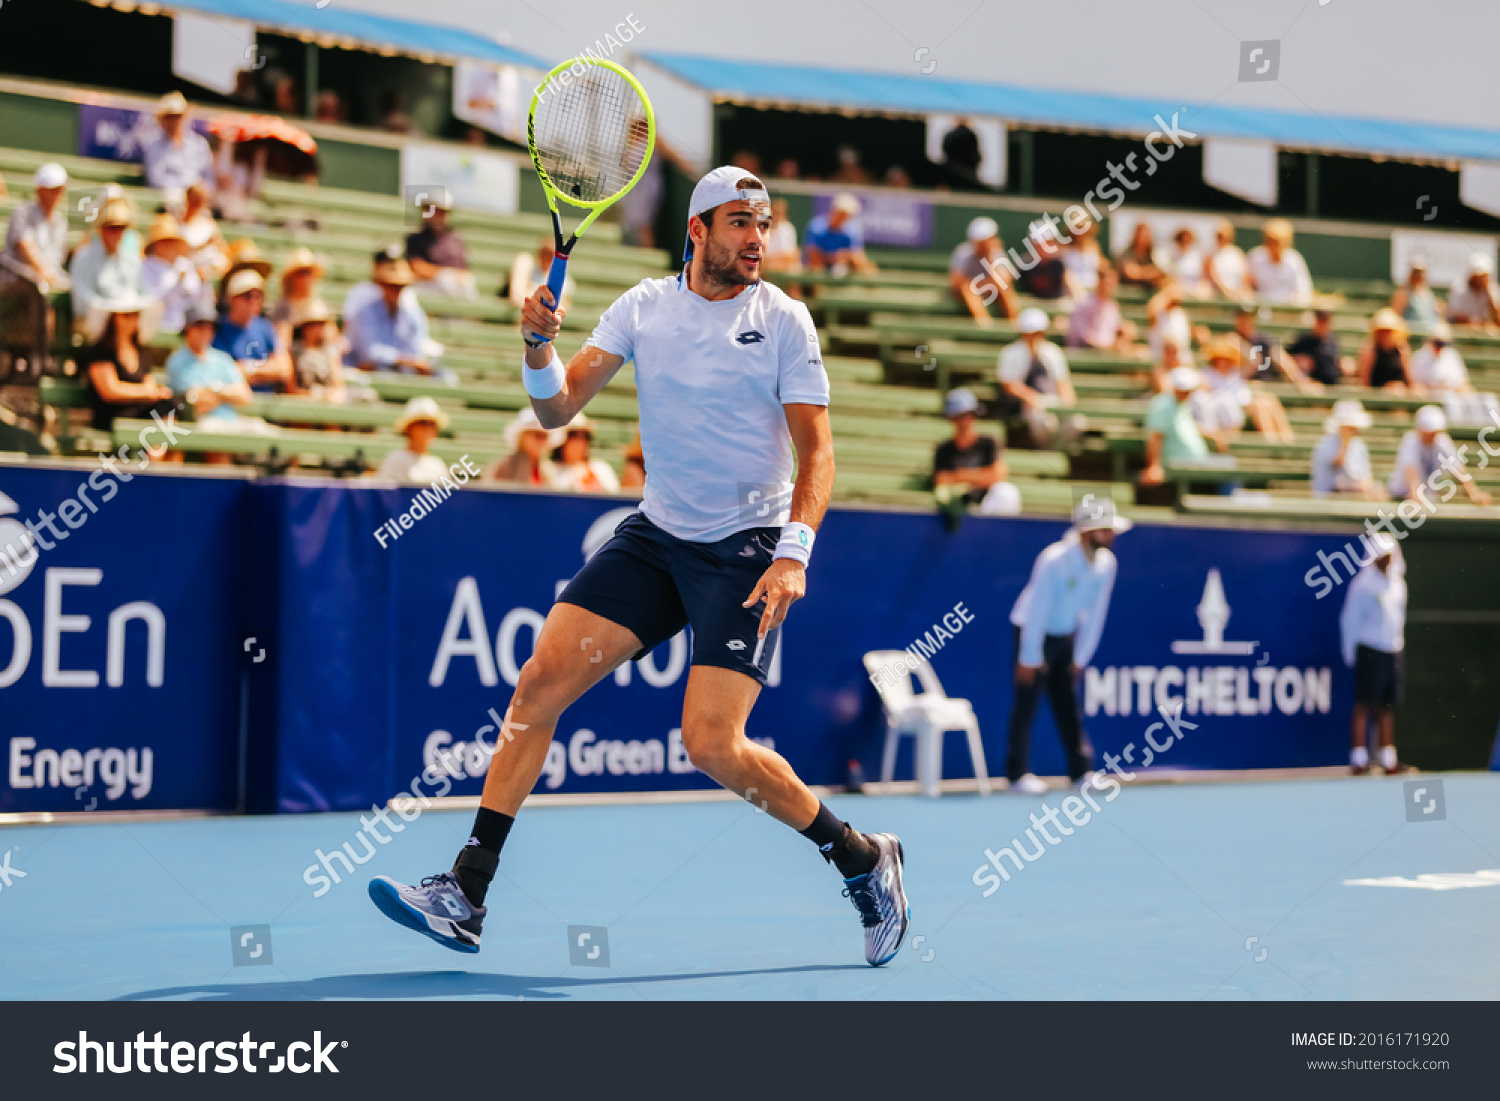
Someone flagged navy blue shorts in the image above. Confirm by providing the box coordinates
[558,511,782,684]
[1353,644,1403,707]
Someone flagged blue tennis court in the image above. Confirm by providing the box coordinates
[2,774,1496,1001]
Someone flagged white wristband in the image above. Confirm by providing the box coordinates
[522,346,565,400]
[773,522,815,567]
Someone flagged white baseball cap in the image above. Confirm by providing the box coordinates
[684,165,770,262]
[1467,252,1493,276]
[1414,405,1446,433]
[967,216,998,243]
[1169,366,1202,392]
[1018,308,1049,335]
[33,163,67,189]
[831,193,862,217]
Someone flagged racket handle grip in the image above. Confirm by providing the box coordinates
[528,251,571,344]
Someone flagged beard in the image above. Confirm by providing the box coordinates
[697,233,758,289]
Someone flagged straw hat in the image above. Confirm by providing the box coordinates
[280,246,325,283]
[1203,339,1242,366]
[503,406,563,451]
[98,197,135,229]
[1262,218,1294,243]
[144,213,187,250]
[1369,308,1407,335]
[84,291,162,343]
[288,298,333,329]
[156,91,189,117]
[224,238,273,279]
[560,412,596,438]
[1323,399,1371,433]
[373,256,415,286]
[394,396,449,433]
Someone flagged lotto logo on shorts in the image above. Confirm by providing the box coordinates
[738,482,792,523]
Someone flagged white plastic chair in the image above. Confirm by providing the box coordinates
[863,650,991,798]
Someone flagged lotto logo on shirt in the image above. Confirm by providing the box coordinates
[735,330,765,345]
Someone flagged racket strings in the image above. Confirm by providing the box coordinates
[533,66,649,204]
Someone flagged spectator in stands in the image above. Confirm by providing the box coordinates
[1116,222,1165,290]
[167,303,251,435]
[830,145,871,185]
[1066,263,1135,354]
[1147,283,1197,364]
[139,214,203,336]
[269,246,325,343]
[377,397,451,483]
[177,182,230,282]
[773,158,800,181]
[1016,221,1071,302]
[485,407,561,486]
[804,194,876,274]
[949,216,1017,325]
[1246,219,1313,306]
[998,308,1080,448]
[288,299,353,401]
[271,74,300,116]
[346,245,411,317]
[1310,400,1381,499]
[216,269,295,393]
[83,292,176,436]
[1340,535,1407,774]
[1162,227,1209,297]
[883,165,913,189]
[217,238,274,311]
[344,255,444,377]
[621,427,646,489]
[1388,405,1490,505]
[1195,339,1293,445]
[1061,220,1102,296]
[730,151,763,176]
[933,388,1018,515]
[144,91,213,193]
[406,193,477,300]
[1205,219,1250,301]
[1232,306,1319,393]
[1446,253,1500,330]
[941,118,982,187]
[1390,256,1442,333]
[378,91,415,135]
[1288,308,1350,385]
[315,90,345,123]
[549,413,619,493]
[765,199,802,275]
[69,197,142,322]
[1358,309,1413,391]
[619,117,662,248]
[1407,321,1471,394]
[507,239,575,312]
[0,162,69,374]
[1140,366,1209,486]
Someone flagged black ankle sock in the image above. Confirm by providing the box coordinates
[799,802,878,878]
[452,808,513,906]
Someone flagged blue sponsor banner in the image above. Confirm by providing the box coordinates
[77,104,210,164]
[0,470,1354,815]
[811,192,934,249]
[267,484,1349,813]
[0,467,245,814]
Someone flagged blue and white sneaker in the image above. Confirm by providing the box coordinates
[369,873,485,954]
[842,833,910,967]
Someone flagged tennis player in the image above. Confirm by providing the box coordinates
[371,167,910,966]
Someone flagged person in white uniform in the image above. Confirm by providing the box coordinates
[1005,497,1131,794]
[1340,536,1406,774]
[371,166,910,969]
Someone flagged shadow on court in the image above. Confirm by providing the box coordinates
[115,964,870,1001]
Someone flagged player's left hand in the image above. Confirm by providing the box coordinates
[743,559,806,639]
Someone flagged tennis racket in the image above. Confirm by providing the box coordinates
[526,57,656,342]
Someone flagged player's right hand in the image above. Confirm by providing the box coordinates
[521,287,566,344]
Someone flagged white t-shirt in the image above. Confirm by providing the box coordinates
[1149,306,1194,363]
[1062,246,1100,291]
[1246,246,1313,305]
[997,339,1071,394]
[587,275,830,542]
[377,449,450,484]
[1191,369,1249,434]
[1208,245,1248,296]
[1009,535,1117,668]
[1163,245,1206,292]
[1408,344,1469,391]
[1387,430,1458,497]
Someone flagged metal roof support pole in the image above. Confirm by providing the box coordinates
[1305,152,1319,219]
[304,42,320,119]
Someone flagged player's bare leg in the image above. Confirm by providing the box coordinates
[368,601,639,952]
[680,663,909,965]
